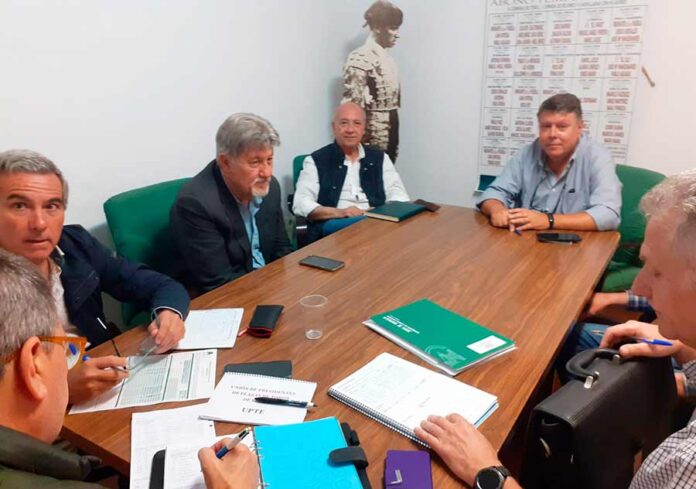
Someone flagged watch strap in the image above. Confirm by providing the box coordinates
[475,465,511,489]
[546,212,555,230]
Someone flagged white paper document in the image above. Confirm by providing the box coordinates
[163,433,256,489]
[130,404,215,489]
[199,373,317,425]
[176,308,244,350]
[329,353,499,443]
[70,349,217,414]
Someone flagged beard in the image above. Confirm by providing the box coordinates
[251,178,271,198]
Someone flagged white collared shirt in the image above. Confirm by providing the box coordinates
[292,145,410,218]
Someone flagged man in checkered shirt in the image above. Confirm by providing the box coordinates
[414,170,696,489]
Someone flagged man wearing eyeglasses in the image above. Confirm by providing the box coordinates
[477,93,622,232]
[0,149,190,404]
[0,251,258,488]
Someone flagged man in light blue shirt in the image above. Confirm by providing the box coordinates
[477,93,622,232]
[237,196,265,269]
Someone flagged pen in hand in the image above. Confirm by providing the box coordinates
[589,330,673,347]
[97,317,122,357]
[253,396,317,409]
[215,427,251,459]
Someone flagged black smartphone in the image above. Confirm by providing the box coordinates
[299,255,345,271]
[537,232,582,244]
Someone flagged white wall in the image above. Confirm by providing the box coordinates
[1,0,695,231]
[627,1,696,175]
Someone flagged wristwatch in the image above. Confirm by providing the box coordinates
[475,465,511,489]
[546,212,555,230]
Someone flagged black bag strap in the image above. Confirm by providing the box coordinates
[328,422,372,489]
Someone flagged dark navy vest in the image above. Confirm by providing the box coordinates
[312,142,386,208]
[307,142,386,242]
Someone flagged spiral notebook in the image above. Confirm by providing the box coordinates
[198,372,317,425]
[254,417,362,489]
[328,353,498,445]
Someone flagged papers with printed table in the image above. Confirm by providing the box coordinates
[364,298,515,375]
[69,350,217,414]
[163,433,256,489]
[176,308,243,350]
[130,404,215,489]
[328,352,499,445]
[198,372,317,425]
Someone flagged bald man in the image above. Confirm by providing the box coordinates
[292,102,409,242]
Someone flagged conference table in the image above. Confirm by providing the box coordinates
[62,205,619,487]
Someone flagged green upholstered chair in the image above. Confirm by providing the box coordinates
[287,154,309,248]
[601,165,665,292]
[103,178,190,326]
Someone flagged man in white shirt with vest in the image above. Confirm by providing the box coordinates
[292,102,409,242]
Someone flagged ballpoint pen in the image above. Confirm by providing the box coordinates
[513,228,522,236]
[589,330,673,346]
[253,396,317,409]
[97,317,122,357]
[215,428,251,459]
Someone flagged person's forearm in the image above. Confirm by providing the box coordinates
[675,344,696,365]
[552,212,597,231]
[308,206,345,221]
[480,199,506,217]
[504,477,523,489]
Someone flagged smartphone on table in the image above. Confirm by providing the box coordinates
[299,255,345,271]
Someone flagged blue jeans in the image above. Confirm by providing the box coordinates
[321,216,366,237]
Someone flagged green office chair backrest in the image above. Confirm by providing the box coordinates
[293,154,308,188]
[613,164,665,265]
[103,178,190,325]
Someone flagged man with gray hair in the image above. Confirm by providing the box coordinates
[478,93,622,232]
[0,250,259,487]
[293,102,409,242]
[415,170,696,489]
[171,113,292,294]
[0,149,189,405]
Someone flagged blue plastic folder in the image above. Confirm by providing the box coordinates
[254,417,362,489]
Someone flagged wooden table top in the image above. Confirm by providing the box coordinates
[62,206,619,488]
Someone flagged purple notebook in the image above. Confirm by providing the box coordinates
[384,450,433,489]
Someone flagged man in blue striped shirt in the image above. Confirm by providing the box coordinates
[478,93,622,232]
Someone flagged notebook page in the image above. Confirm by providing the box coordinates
[131,404,214,489]
[330,353,498,431]
[176,309,243,350]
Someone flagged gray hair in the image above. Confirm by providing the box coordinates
[641,169,696,264]
[0,250,57,379]
[215,113,280,159]
[333,102,367,124]
[0,149,69,207]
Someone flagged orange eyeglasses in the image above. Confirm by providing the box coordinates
[1,336,87,370]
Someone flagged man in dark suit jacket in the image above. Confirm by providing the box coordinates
[171,113,293,295]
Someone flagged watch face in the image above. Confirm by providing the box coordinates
[476,468,504,489]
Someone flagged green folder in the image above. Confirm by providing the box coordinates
[365,201,426,222]
[364,299,515,375]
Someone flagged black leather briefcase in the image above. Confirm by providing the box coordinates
[521,348,678,489]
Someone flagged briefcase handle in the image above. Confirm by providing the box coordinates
[565,348,621,388]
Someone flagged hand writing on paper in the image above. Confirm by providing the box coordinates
[198,439,259,489]
[68,355,128,404]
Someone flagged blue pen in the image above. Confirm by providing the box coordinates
[215,428,251,459]
[81,353,128,372]
[636,337,673,347]
[513,228,522,236]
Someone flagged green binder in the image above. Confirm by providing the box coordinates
[364,201,426,222]
[364,299,515,375]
